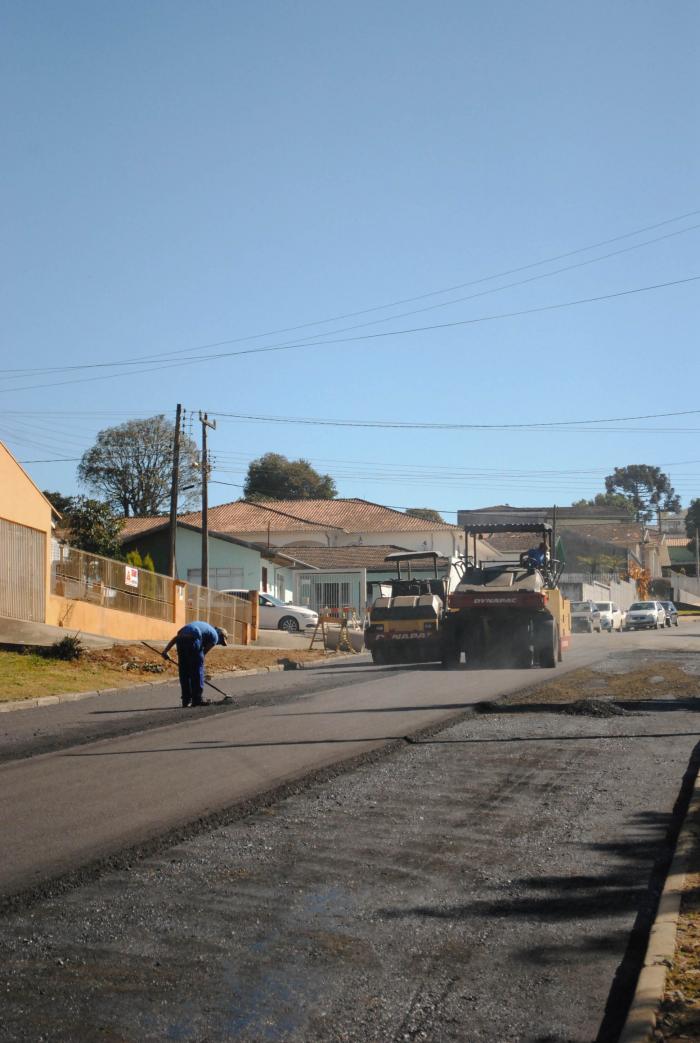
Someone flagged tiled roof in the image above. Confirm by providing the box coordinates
[486,521,645,553]
[120,517,169,539]
[249,498,459,532]
[666,535,694,546]
[178,500,334,533]
[278,544,450,570]
[119,503,332,542]
[122,498,460,538]
[461,504,632,519]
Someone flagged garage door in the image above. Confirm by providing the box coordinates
[0,518,46,622]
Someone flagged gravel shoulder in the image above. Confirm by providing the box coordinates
[2,644,700,1042]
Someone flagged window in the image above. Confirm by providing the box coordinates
[187,567,245,590]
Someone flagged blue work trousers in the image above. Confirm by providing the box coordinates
[175,635,205,706]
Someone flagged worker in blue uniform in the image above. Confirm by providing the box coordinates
[163,621,228,707]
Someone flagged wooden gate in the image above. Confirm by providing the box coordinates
[0,518,46,622]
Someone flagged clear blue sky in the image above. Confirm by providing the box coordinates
[2,1,698,517]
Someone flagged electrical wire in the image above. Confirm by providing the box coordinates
[210,403,700,431]
[1,273,697,396]
[5,207,700,378]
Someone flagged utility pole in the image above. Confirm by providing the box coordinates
[168,404,182,578]
[199,411,216,588]
[696,527,699,581]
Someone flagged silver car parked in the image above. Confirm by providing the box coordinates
[622,601,666,630]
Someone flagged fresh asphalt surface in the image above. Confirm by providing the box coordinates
[1,624,697,901]
[2,624,700,1042]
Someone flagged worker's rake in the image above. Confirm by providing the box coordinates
[140,641,235,705]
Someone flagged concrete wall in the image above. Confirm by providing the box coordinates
[46,581,187,641]
[0,442,54,613]
[46,594,181,641]
[671,575,700,608]
[560,574,637,609]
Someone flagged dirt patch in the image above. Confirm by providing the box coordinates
[501,661,700,709]
[0,642,337,703]
[655,804,700,1041]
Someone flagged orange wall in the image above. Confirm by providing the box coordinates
[46,594,180,642]
[0,443,53,534]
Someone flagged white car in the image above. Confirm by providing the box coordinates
[222,590,319,632]
[595,602,624,632]
[623,601,666,631]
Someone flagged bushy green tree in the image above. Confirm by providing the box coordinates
[78,415,199,517]
[244,453,337,500]
[570,492,636,516]
[686,499,700,539]
[125,549,143,568]
[42,490,74,515]
[65,497,124,558]
[405,508,445,524]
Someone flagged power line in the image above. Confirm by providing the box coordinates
[5,220,700,383]
[2,273,698,397]
[210,402,700,432]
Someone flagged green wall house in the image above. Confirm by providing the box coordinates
[121,520,314,599]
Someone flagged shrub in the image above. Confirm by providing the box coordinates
[47,634,84,661]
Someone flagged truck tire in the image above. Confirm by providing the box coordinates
[538,621,558,669]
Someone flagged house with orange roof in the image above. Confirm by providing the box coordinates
[121,498,467,557]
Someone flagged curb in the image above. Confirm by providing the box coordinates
[0,651,365,715]
[618,765,700,1043]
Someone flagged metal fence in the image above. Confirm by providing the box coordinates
[51,544,175,622]
[0,517,46,623]
[185,582,252,644]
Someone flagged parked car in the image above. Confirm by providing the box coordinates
[221,590,319,632]
[570,600,602,633]
[623,601,667,630]
[659,600,679,627]
[595,602,624,632]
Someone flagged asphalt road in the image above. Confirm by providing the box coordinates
[2,624,698,903]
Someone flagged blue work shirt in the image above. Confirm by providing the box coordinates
[178,621,221,652]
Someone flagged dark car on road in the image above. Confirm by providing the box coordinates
[660,600,679,627]
[570,600,601,633]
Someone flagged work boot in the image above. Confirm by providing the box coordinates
[191,698,211,707]
[182,700,191,707]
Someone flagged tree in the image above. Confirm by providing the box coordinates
[243,453,337,500]
[78,416,199,517]
[604,465,681,522]
[63,497,124,558]
[570,492,635,516]
[686,499,700,540]
[42,490,74,515]
[405,507,445,524]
